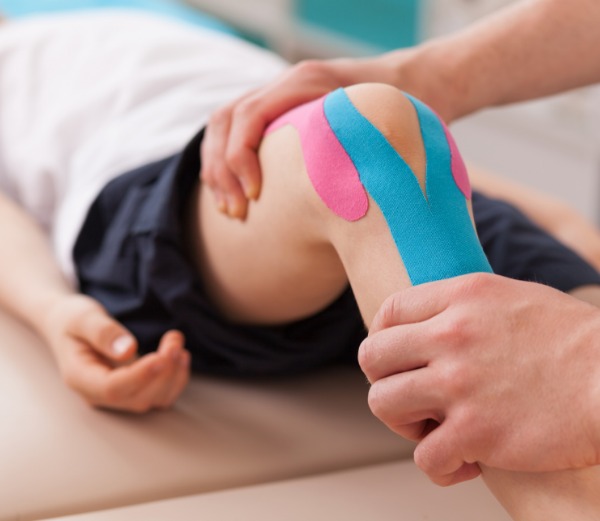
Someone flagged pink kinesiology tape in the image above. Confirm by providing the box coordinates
[266,97,369,221]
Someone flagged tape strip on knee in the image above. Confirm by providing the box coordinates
[266,88,492,285]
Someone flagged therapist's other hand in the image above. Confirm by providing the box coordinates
[200,52,416,219]
[359,273,600,486]
[201,60,344,219]
[43,295,191,413]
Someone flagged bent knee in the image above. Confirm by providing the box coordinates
[343,83,426,186]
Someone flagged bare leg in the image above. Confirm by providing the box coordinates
[192,83,419,326]
[190,83,600,519]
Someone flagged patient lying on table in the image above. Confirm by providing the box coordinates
[1,10,600,520]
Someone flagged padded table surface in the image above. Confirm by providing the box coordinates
[46,460,511,520]
[0,309,411,521]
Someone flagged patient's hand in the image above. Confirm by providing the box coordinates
[41,295,191,413]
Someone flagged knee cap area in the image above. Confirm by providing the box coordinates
[343,83,426,186]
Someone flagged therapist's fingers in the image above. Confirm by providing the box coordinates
[225,94,268,201]
[202,103,250,218]
[414,423,482,486]
[223,61,344,202]
[369,280,454,335]
[359,323,433,383]
[367,370,445,438]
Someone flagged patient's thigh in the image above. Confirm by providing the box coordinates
[193,126,348,325]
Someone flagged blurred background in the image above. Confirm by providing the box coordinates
[1,0,600,223]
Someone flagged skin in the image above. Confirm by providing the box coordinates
[5,79,600,518]
[201,0,600,484]
[202,0,600,219]
[0,191,191,413]
[360,275,600,479]
[196,84,600,520]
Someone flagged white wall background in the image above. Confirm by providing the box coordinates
[187,0,600,223]
[425,0,600,223]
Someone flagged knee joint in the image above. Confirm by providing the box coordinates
[266,84,492,284]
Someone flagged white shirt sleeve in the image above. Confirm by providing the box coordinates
[0,10,287,285]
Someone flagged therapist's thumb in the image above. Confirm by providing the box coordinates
[67,299,138,362]
[414,424,481,486]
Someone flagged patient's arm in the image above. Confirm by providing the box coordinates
[0,191,190,412]
[193,83,600,520]
[470,165,600,272]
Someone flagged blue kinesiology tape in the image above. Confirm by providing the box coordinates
[323,88,493,285]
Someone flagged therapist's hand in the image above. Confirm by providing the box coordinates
[359,273,600,486]
[42,295,191,413]
[200,52,420,219]
[201,60,347,219]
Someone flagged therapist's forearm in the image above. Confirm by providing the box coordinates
[0,192,74,336]
[381,0,600,122]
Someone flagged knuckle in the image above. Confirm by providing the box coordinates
[367,383,387,420]
[209,105,230,128]
[232,98,259,120]
[432,313,471,348]
[437,362,470,401]
[458,272,495,298]
[224,146,245,173]
[293,60,327,81]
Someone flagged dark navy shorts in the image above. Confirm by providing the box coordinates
[74,129,600,376]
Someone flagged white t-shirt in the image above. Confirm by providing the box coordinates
[0,10,287,284]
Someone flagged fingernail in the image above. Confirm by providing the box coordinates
[217,198,227,213]
[230,198,248,219]
[240,179,256,200]
[112,336,133,356]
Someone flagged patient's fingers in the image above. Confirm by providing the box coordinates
[64,344,163,408]
[161,350,191,409]
[127,355,178,413]
[154,331,191,408]
[62,296,137,362]
[128,331,187,412]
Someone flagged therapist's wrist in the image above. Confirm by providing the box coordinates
[372,41,469,123]
[320,45,468,123]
